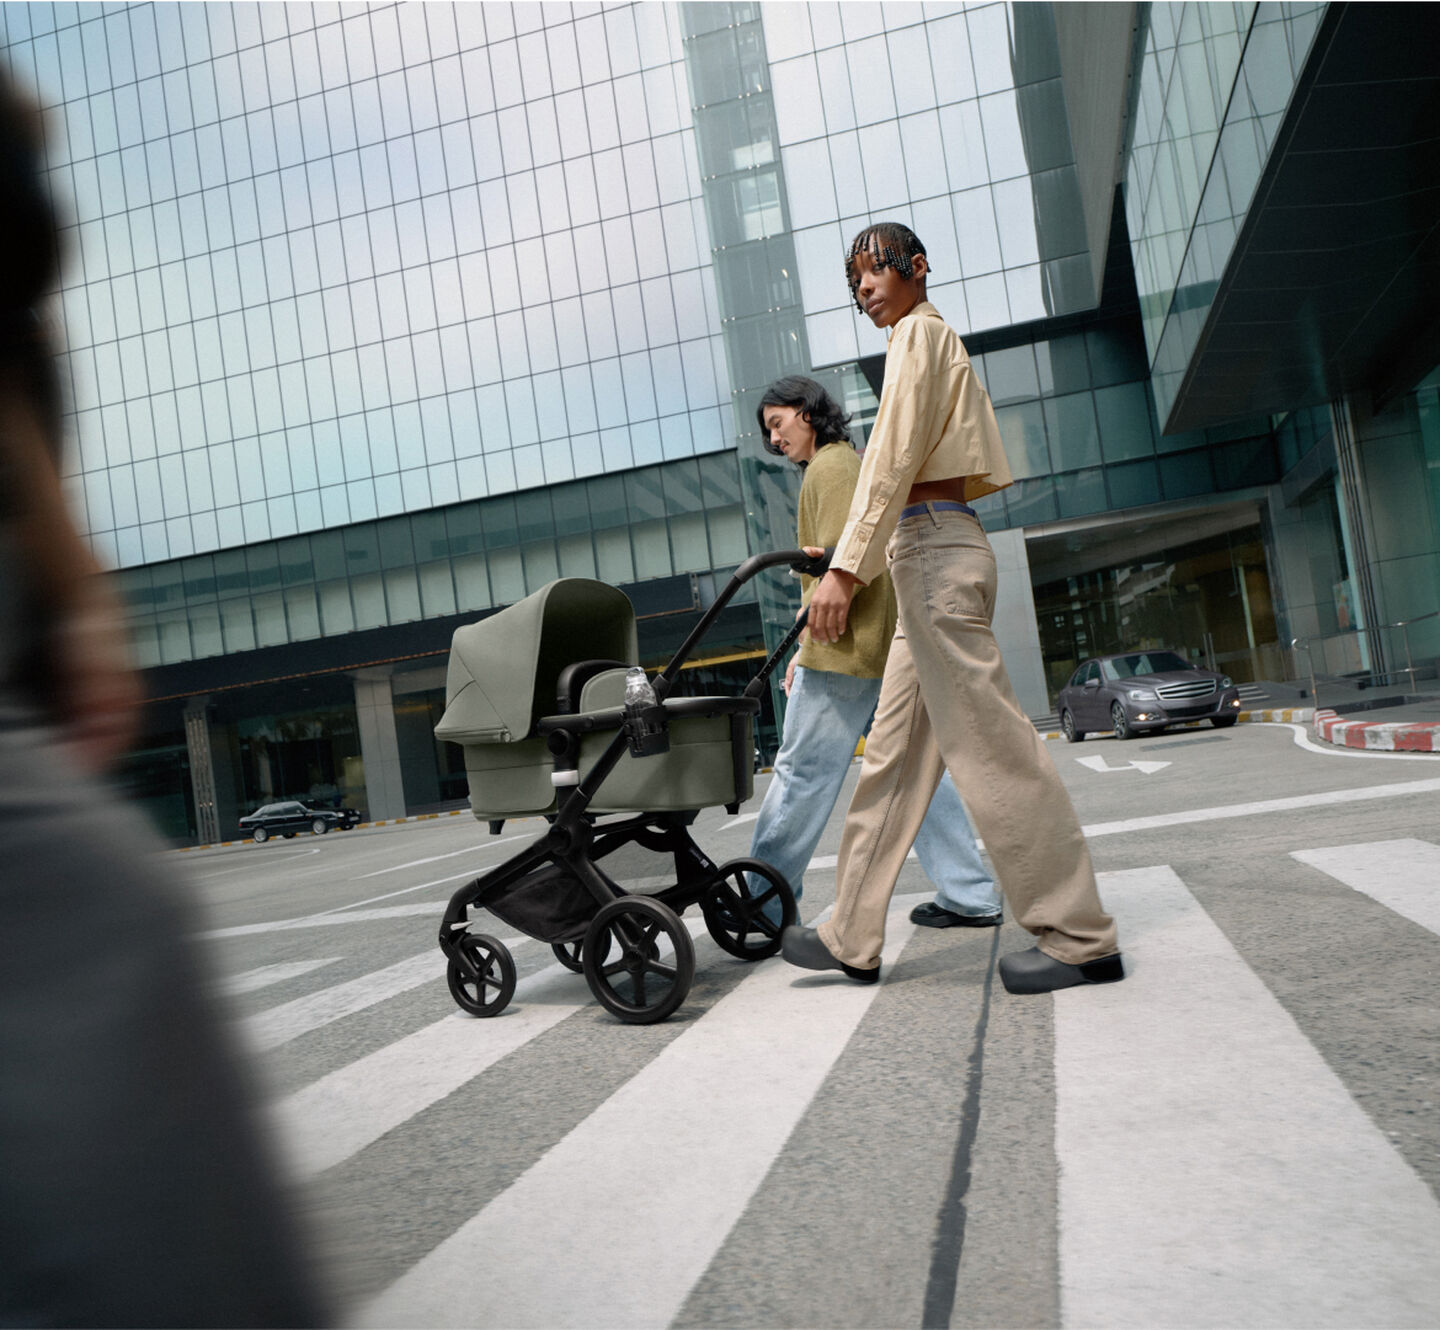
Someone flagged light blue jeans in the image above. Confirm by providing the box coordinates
[747,665,999,917]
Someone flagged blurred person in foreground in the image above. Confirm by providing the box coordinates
[0,77,326,1327]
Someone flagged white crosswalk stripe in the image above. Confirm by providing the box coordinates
[218,957,341,996]
[1291,838,1440,936]
[242,949,452,1052]
[1055,866,1440,1329]
[224,838,1440,1328]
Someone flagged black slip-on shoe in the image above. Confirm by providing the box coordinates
[997,947,1125,994]
[910,901,1003,929]
[780,925,879,983]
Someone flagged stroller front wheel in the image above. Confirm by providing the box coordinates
[447,932,517,1018]
[702,858,797,960]
[583,897,694,1025]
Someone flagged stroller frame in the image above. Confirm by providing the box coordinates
[437,548,826,1024]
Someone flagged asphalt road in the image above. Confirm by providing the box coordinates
[182,720,1440,1329]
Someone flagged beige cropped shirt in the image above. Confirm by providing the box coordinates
[832,302,1014,587]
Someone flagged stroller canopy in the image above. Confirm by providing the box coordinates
[435,579,639,745]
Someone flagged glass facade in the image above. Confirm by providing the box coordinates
[764,0,1095,364]
[1124,1,1325,425]
[115,451,749,667]
[1,1,733,569]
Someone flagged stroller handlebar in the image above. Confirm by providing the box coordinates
[654,548,834,697]
[734,547,832,581]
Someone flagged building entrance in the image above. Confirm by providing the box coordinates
[1028,501,1281,706]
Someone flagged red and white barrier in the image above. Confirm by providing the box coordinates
[1313,708,1440,752]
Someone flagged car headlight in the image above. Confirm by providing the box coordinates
[1126,687,1156,701]
[1221,676,1233,688]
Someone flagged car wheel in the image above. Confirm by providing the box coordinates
[1061,709,1083,743]
[1111,702,1134,741]
[311,817,330,835]
[1212,714,1237,728]
[251,827,269,844]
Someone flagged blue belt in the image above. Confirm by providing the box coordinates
[898,500,976,521]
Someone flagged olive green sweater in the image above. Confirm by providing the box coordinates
[795,442,898,679]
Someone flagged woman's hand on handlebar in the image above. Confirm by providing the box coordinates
[808,566,860,644]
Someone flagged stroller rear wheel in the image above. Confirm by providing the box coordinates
[701,858,797,960]
[551,932,611,974]
[552,939,585,973]
[582,897,694,1025]
[447,932,516,1017]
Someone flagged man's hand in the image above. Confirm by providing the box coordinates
[808,568,860,644]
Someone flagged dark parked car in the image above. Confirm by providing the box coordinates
[1056,650,1242,741]
[239,800,362,842]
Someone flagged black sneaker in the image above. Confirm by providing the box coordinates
[910,901,1002,929]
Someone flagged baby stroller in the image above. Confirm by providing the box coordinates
[433,549,827,1025]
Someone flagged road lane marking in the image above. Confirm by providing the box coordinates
[217,769,1438,942]
[356,835,529,878]
[203,899,460,938]
[1074,755,1170,774]
[357,896,925,1329]
[1055,866,1440,1329]
[1077,774,1440,839]
[218,957,341,996]
[807,849,917,872]
[1291,838,1440,936]
[805,778,1440,870]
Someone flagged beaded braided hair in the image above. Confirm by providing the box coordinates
[844,222,927,313]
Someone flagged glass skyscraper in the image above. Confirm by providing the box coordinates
[3,1,1436,843]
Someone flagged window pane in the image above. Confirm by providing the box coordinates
[318,579,355,634]
[452,553,490,612]
[1096,382,1155,462]
[352,572,386,628]
[995,400,1050,479]
[1043,392,1101,471]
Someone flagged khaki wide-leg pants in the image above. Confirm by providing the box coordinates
[818,508,1117,970]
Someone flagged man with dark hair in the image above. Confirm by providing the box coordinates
[748,375,1000,934]
[780,223,1125,994]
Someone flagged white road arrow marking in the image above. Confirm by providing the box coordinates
[1075,754,1171,775]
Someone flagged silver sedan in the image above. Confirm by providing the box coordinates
[1056,650,1242,741]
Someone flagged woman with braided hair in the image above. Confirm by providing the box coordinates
[781,220,1125,994]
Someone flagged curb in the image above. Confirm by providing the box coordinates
[1312,708,1440,753]
[175,807,470,852]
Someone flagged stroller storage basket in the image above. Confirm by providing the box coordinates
[477,862,597,946]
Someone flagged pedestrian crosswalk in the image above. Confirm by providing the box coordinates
[221,836,1440,1329]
